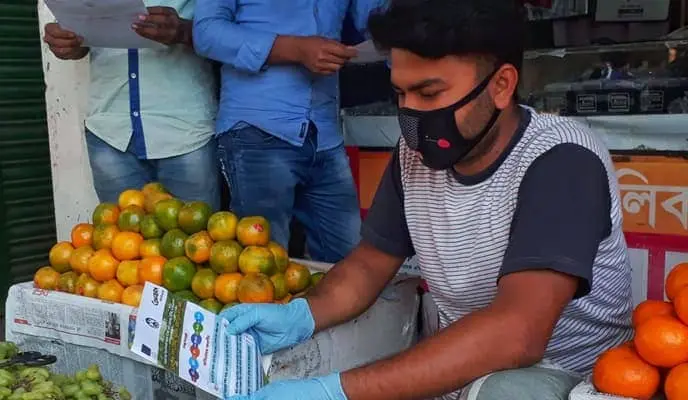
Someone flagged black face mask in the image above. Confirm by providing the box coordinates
[397,69,501,170]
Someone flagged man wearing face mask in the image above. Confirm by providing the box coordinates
[220,1,633,399]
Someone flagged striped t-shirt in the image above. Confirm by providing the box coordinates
[362,107,634,386]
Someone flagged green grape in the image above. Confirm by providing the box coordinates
[74,371,87,383]
[62,383,80,397]
[96,394,112,400]
[18,367,50,383]
[117,387,131,400]
[85,366,101,382]
[8,387,25,400]
[0,370,15,388]
[74,392,91,400]
[80,380,103,396]
[0,387,11,398]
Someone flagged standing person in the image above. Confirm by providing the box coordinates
[42,3,220,210]
[192,0,386,263]
[220,0,634,399]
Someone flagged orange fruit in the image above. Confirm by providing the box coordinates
[161,229,188,259]
[34,266,60,290]
[92,224,120,250]
[634,315,688,368]
[153,198,184,231]
[117,205,145,233]
[178,201,212,235]
[592,344,660,400]
[69,245,95,274]
[310,272,325,286]
[237,273,275,303]
[191,268,217,300]
[267,241,289,273]
[92,203,120,226]
[209,240,242,274]
[270,273,288,300]
[667,263,688,301]
[139,256,166,285]
[185,231,214,264]
[207,211,238,241]
[111,231,144,261]
[674,286,688,326]
[199,298,223,314]
[142,181,167,196]
[88,248,119,282]
[633,300,675,327]
[665,363,688,400]
[236,216,270,246]
[118,189,145,210]
[57,271,79,294]
[49,241,74,273]
[214,273,243,304]
[116,260,140,287]
[238,246,276,275]
[144,191,173,214]
[71,223,94,248]
[285,262,311,294]
[75,273,100,298]
[162,256,196,291]
[98,279,124,303]
[140,238,162,258]
[140,215,164,239]
[122,284,144,307]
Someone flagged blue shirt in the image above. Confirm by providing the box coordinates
[86,0,217,160]
[193,0,386,151]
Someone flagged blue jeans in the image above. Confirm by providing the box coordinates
[85,131,221,211]
[217,125,361,263]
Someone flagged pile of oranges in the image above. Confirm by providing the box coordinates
[33,183,324,313]
[593,263,688,400]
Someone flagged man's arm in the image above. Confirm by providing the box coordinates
[307,146,415,331]
[193,0,356,74]
[339,143,613,399]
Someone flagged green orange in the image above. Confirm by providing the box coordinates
[238,246,276,276]
[49,241,74,273]
[178,201,212,235]
[92,203,120,226]
[140,215,164,239]
[236,216,270,247]
[209,240,243,274]
[199,298,223,314]
[191,268,217,300]
[214,273,243,304]
[237,273,275,304]
[174,289,200,304]
[142,182,167,197]
[140,238,162,258]
[285,262,311,294]
[185,231,214,264]
[310,272,325,287]
[144,191,173,214]
[57,271,79,294]
[207,211,239,241]
[267,241,289,273]
[270,273,289,300]
[153,198,184,231]
[75,273,100,298]
[92,224,120,250]
[162,256,196,292]
[69,245,95,275]
[160,229,188,259]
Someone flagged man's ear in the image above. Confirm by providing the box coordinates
[492,64,519,110]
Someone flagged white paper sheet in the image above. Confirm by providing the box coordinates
[44,0,163,49]
[349,39,388,64]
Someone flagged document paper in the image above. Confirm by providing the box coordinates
[44,0,162,49]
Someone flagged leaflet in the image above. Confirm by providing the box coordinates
[131,283,263,398]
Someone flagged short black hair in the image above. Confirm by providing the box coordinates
[368,0,527,72]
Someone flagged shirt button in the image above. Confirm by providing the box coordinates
[132,111,139,117]
[130,73,137,79]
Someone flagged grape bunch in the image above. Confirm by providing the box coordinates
[0,342,132,400]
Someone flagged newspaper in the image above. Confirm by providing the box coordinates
[132,283,263,398]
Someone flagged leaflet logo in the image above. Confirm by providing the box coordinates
[151,287,161,306]
[145,317,159,329]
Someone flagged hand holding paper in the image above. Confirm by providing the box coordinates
[132,6,191,46]
[226,373,346,400]
[43,23,89,60]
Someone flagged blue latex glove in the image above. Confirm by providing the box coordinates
[226,373,347,400]
[220,298,315,354]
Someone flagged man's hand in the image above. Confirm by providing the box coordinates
[226,373,344,400]
[43,23,89,60]
[132,6,192,46]
[296,36,358,75]
[220,298,314,354]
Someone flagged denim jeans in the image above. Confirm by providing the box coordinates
[217,125,361,263]
[85,131,221,211]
